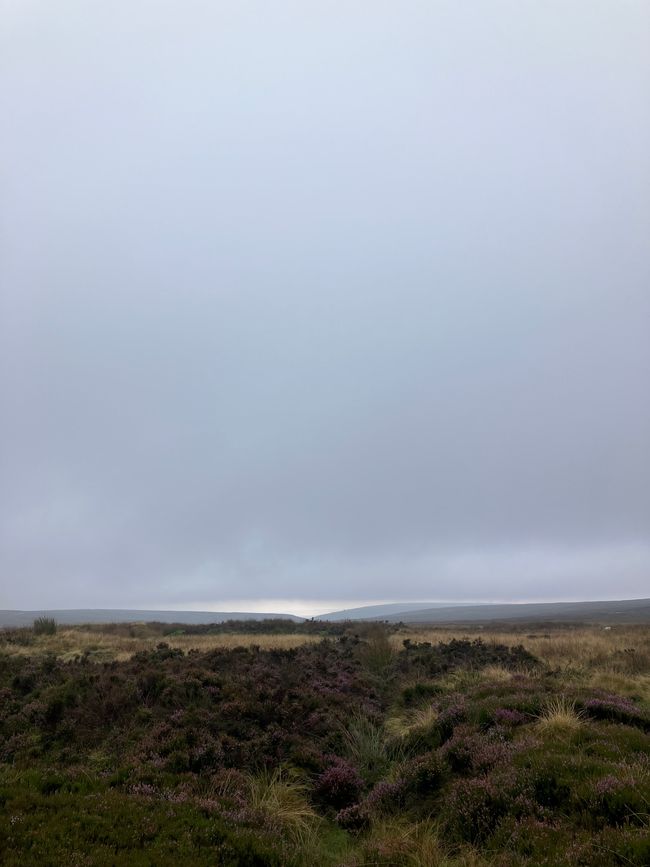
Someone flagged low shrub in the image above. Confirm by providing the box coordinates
[33,618,57,636]
[443,776,509,843]
[335,803,370,832]
[2,624,648,866]
[581,694,650,731]
[440,725,512,775]
[400,751,447,801]
[314,758,364,810]
[364,779,407,815]
[587,774,649,827]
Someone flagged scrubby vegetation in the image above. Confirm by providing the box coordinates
[32,616,57,636]
[0,623,648,865]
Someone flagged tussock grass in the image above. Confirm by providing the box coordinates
[343,713,386,762]
[480,664,514,682]
[33,617,57,635]
[344,819,487,867]
[246,768,319,847]
[536,696,585,734]
[434,668,482,693]
[409,704,439,731]
[341,712,400,781]
[386,705,438,740]
[206,768,246,799]
[359,624,395,674]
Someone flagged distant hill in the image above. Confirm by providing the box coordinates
[0,609,304,628]
[320,602,468,621]
[2,599,648,629]
[380,598,650,624]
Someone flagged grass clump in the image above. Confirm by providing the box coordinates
[246,768,319,848]
[536,696,585,735]
[341,712,397,783]
[342,819,486,867]
[33,617,57,636]
[358,625,395,675]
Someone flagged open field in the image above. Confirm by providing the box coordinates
[0,626,321,662]
[396,624,650,678]
[1,620,648,865]
[3,620,648,675]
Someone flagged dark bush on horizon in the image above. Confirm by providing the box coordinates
[33,617,57,635]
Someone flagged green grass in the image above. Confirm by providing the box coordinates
[0,780,285,866]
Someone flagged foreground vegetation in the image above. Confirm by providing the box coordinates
[0,621,648,865]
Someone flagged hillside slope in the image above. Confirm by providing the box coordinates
[0,609,304,627]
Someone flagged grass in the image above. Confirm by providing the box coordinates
[359,624,396,675]
[392,624,650,672]
[342,819,487,867]
[3,622,647,673]
[385,705,438,741]
[536,695,585,735]
[32,617,57,636]
[341,713,396,783]
[246,768,320,849]
[0,627,320,661]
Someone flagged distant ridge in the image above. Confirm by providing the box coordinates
[0,609,304,628]
[381,598,650,624]
[2,599,648,629]
[319,602,468,621]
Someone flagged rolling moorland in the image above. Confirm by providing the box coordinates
[0,617,648,865]
[2,597,649,628]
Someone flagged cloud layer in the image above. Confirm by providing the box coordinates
[1,1,649,610]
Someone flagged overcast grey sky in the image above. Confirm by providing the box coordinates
[1,1,649,615]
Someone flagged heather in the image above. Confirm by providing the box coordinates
[0,624,648,865]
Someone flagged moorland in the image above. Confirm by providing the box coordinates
[0,619,648,865]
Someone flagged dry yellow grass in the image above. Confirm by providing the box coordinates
[0,628,319,662]
[391,624,650,672]
[348,820,488,867]
[245,768,319,848]
[386,705,438,740]
[536,696,585,735]
[3,622,649,695]
[480,664,515,682]
[390,624,650,705]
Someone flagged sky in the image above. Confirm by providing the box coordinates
[1,1,649,616]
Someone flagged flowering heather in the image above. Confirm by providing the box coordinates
[129,782,158,797]
[398,637,539,675]
[493,708,529,727]
[364,778,406,814]
[1,623,649,866]
[335,803,370,832]
[588,770,649,829]
[594,775,625,795]
[400,751,447,798]
[440,725,512,774]
[444,776,509,843]
[314,757,364,809]
[582,693,649,729]
[436,698,468,741]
